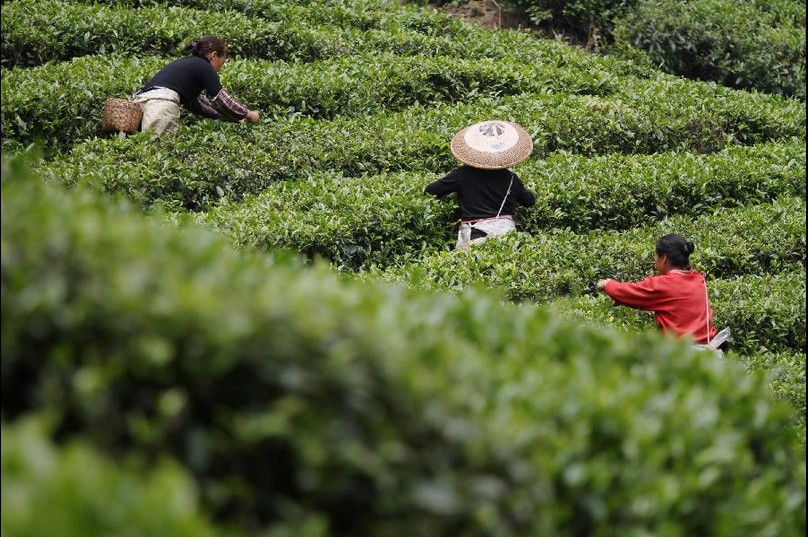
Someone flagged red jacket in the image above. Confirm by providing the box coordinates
[603,270,717,344]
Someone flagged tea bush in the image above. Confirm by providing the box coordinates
[79,0,469,34]
[3,156,805,537]
[612,0,806,99]
[1,0,287,68]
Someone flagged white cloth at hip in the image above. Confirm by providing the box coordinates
[456,215,516,250]
[692,327,732,357]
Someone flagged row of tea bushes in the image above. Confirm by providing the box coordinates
[1,0,292,68]
[54,0,644,78]
[3,156,804,537]
[518,139,805,230]
[68,0,468,35]
[34,86,805,208]
[1,0,636,71]
[1,0,503,69]
[64,0,666,82]
[222,52,619,119]
[548,267,807,356]
[189,170,446,271]
[189,140,805,270]
[370,195,806,302]
[1,42,629,153]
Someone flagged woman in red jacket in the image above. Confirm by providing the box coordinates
[596,234,720,346]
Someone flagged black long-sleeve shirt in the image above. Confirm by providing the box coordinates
[140,55,249,122]
[424,165,535,221]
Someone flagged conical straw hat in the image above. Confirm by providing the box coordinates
[450,120,533,169]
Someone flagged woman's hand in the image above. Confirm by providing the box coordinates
[246,110,260,123]
[596,279,611,291]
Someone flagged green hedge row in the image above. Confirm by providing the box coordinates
[371,195,806,303]
[1,417,219,537]
[519,139,806,230]
[612,0,806,99]
[34,84,805,209]
[189,169,446,271]
[3,0,525,69]
[1,0,298,68]
[3,156,805,537]
[549,268,807,356]
[2,0,638,71]
[225,52,619,119]
[75,0,467,34]
[188,140,804,271]
[66,0,659,80]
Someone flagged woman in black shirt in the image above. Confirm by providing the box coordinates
[133,35,260,135]
[425,120,535,249]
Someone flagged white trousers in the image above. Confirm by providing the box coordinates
[132,88,182,135]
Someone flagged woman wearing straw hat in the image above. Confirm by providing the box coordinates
[132,36,260,135]
[425,120,536,250]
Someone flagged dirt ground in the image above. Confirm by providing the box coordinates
[435,0,533,31]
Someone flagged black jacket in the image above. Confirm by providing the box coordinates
[425,165,535,221]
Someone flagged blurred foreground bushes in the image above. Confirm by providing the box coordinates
[2,155,805,536]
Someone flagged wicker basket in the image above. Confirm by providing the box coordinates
[102,97,142,134]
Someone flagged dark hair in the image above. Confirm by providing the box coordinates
[184,36,228,59]
[655,233,695,269]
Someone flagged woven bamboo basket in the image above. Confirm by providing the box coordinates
[102,97,142,134]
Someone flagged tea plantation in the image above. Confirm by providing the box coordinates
[2,1,805,536]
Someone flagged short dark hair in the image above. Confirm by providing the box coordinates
[655,233,695,269]
[184,36,228,59]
